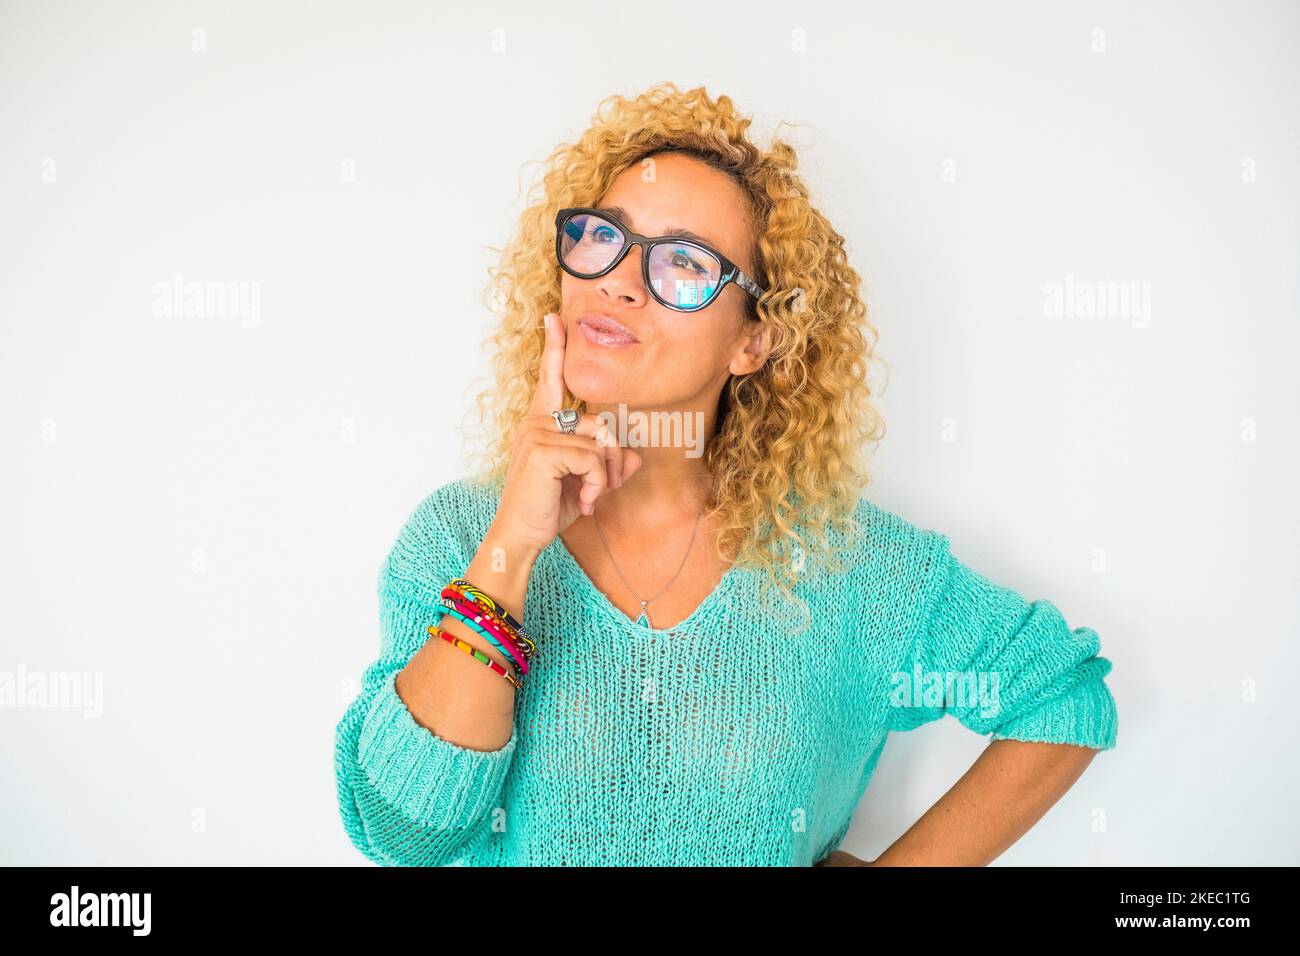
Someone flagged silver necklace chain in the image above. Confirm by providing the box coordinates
[591,493,707,628]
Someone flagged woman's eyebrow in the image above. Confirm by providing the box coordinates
[597,204,717,248]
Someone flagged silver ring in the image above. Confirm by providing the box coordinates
[552,408,579,435]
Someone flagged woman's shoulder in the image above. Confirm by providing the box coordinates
[815,491,946,592]
[839,492,941,557]
[412,472,503,520]
[380,472,503,594]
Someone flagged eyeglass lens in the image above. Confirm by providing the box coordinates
[559,211,724,309]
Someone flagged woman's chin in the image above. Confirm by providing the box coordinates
[563,369,636,408]
[571,389,632,410]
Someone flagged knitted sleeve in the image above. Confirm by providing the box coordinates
[333,484,518,865]
[887,532,1119,750]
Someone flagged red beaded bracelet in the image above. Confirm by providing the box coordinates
[430,625,523,690]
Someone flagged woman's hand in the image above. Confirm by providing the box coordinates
[492,311,643,554]
[813,850,874,867]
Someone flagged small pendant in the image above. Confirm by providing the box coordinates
[636,602,651,627]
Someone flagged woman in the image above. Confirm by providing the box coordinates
[333,83,1119,867]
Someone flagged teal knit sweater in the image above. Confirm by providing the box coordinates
[334,476,1118,866]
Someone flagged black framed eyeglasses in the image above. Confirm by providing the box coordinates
[554,206,767,313]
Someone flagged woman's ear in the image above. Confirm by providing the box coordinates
[729,320,771,376]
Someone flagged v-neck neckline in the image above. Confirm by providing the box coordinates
[548,528,740,635]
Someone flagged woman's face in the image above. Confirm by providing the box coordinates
[558,151,768,411]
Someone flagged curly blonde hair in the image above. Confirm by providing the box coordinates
[460,82,889,633]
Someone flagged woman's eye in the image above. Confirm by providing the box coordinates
[591,226,620,244]
[671,250,707,273]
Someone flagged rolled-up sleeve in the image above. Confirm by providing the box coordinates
[887,532,1119,751]
[334,578,520,866]
[334,482,519,865]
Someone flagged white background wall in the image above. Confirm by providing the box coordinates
[2,0,1296,865]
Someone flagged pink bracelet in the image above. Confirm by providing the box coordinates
[439,592,531,675]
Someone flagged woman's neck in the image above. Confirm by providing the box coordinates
[590,455,716,535]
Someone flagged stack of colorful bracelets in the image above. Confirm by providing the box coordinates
[430,578,536,690]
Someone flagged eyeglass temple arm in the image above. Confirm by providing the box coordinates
[732,270,765,299]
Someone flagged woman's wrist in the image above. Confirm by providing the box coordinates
[463,523,543,622]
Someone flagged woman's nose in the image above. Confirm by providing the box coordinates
[597,243,647,303]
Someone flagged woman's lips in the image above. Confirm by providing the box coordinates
[578,320,639,348]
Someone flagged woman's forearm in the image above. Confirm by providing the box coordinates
[393,522,539,753]
[871,739,1101,866]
